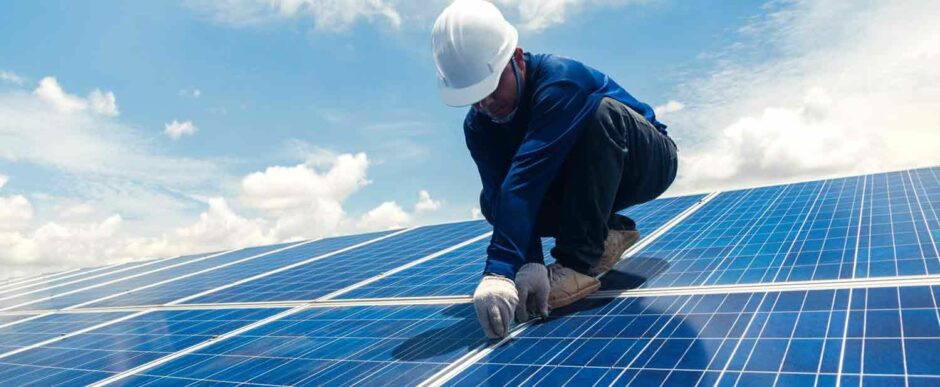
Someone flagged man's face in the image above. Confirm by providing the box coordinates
[473,52,523,120]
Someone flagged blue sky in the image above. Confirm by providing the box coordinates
[1,0,938,278]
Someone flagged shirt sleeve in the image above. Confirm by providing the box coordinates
[464,113,511,218]
[484,80,590,279]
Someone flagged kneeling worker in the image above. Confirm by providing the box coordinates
[431,0,678,338]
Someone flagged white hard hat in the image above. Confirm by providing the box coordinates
[432,0,518,107]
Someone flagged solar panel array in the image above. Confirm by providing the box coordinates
[0,166,937,386]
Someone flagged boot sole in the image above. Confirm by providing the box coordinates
[549,280,601,309]
[589,231,641,276]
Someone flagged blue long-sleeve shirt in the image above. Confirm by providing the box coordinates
[465,52,666,279]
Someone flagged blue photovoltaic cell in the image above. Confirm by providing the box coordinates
[85,230,398,308]
[857,168,940,278]
[448,285,940,386]
[13,241,301,311]
[0,262,132,300]
[624,167,940,289]
[115,304,488,386]
[340,195,705,299]
[0,308,283,385]
[0,312,129,352]
[184,220,492,304]
[0,268,82,295]
[0,315,35,327]
[0,252,214,310]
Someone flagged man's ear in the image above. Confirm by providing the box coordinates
[513,47,525,73]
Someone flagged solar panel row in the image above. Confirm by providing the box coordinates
[616,168,940,291]
[181,220,494,304]
[450,285,940,386]
[0,252,215,310]
[86,229,397,308]
[3,196,703,314]
[2,283,933,386]
[340,194,707,300]
[0,268,81,294]
[0,309,282,385]
[0,166,935,386]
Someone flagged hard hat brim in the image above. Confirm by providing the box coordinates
[438,65,504,107]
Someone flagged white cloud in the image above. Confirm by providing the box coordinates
[0,74,232,278]
[88,89,119,116]
[34,77,86,113]
[188,0,646,33]
[3,71,441,278]
[357,201,410,230]
[0,195,34,232]
[654,100,684,116]
[492,0,621,32]
[1,90,218,184]
[164,120,199,140]
[0,144,428,278]
[0,212,123,271]
[0,232,40,267]
[33,77,119,116]
[188,0,403,30]
[0,70,23,85]
[59,203,96,219]
[0,174,7,189]
[667,1,940,193]
[414,190,442,212]
[240,152,374,240]
[241,153,369,212]
[470,207,483,220]
[125,197,272,258]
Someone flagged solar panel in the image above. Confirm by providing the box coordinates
[82,230,398,309]
[114,304,487,385]
[447,285,940,386]
[0,268,83,294]
[181,220,492,304]
[10,242,301,312]
[0,312,131,353]
[0,252,215,310]
[0,166,938,386]
[0,308,283,385]
[0,263,123,299]
[616,168,940,290]
[339,194,706,299]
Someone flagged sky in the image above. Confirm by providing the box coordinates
[1,0,939,279]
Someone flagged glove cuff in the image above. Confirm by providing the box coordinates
[517,262,547,277]
[483,273,515,287]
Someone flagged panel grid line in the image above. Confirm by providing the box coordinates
[87,227,508,386]
[166,228,416,305]
[0,227,417,381]
[61,239,315,310]
[0,265,119,295]
[0,268,84,294]
[0,256,182,306]
[713,178,829,386]
[418,192,720,387]
[2,166,938,386]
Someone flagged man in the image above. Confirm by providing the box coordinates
[432,0,678,339]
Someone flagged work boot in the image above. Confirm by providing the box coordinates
[548,263,601,309]
[589,229,641,276]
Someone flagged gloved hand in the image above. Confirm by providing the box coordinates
[514,263,550,322]
[472,274,518,339]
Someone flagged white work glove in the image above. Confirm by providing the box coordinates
[473,274,518,339]
[514,263,550,322]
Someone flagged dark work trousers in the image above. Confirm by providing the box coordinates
[481,97,678,274]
